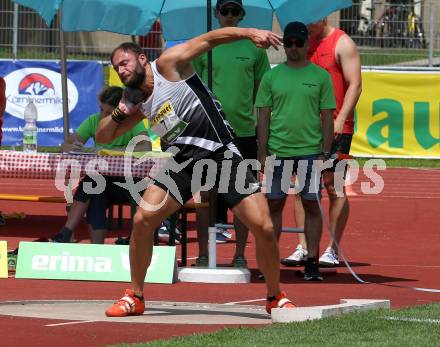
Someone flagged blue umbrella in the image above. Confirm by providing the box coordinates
[14,0,352,39]
[12,0,352,136]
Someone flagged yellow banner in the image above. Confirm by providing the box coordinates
[352,71,440,158]
[108,68,124,87]
[0,241,7,278]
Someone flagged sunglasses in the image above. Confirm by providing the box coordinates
[219,7,242,16]
[283,38,305,48]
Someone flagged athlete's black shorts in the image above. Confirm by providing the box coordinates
[234,135,258,179]
[153,145,260,208]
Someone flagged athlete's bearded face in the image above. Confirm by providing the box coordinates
[125,61,146,88]
[112,50,146,88]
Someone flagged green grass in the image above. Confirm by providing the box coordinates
[360,48,440,66]
[113,303,440,347]
[2,47,439,68]
[355,157,440,168]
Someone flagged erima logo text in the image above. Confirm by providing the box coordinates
[32,252,111,272]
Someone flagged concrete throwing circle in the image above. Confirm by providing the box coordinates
[0,300,271,325]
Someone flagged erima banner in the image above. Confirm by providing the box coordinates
[0,60,102,146]
[16,242,176,284]
[352,70,440,158]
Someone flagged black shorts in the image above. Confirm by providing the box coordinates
[153,145,260,208]
[331,134,353,154]
[327,134,353,173]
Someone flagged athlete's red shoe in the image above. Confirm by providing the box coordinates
[266,291,296,314]
[105,289,145,317]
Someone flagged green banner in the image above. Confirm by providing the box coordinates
[16,242,176,284]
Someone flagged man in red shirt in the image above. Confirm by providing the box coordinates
[281,17,362,268]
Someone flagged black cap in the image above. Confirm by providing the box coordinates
[283,21,308,42]
[216,0,244,10]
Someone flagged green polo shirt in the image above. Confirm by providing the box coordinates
[193,39,270,137]
[255,63,335,157]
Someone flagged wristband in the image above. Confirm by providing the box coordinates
[110,107,129,124]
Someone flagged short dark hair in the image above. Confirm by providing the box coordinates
[110,42,144,64]
[98,86,123,108]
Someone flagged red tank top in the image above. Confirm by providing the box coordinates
[308,28,354,134]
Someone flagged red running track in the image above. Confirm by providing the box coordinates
[0,168,439,346]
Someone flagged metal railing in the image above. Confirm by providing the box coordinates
[339,0,439,67]
[0,0,163,62]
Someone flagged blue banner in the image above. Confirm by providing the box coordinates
[0,60,103,146]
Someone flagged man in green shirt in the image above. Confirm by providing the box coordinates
[256,22,335,281]
[192,0,270,267]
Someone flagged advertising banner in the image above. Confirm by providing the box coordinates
[352,70,440,158]
[0,60,103,146]
[16,242,177,284]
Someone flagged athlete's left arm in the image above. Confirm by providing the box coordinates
[335,35,362,133]
[157,27,281,82]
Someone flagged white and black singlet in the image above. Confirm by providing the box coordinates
[141,61,236,160]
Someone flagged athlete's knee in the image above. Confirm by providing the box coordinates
[133,210,159,233]
[252,219,276,243]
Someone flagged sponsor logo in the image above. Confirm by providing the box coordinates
[4,68,79,122]
[120,252,158,272]
[32,252,112,272]
[16,243,176,283]
[152,100,173,126]
[19,73,55,95]
[30,251,159,274]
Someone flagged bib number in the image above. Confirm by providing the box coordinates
[150,101,187,143]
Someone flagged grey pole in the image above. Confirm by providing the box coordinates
[206,0,217,230]
[428,2,435,67]
[13,3,18,60]
[207,0,212,90]
[58,10,70,140]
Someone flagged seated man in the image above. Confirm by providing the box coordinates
[52,86,152,243]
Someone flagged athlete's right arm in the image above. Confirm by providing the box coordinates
[157,27,281,81]
[95,109,144,144]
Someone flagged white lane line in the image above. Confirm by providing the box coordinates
[224,298,266,305]
[371,263,440,268]
[45,320,97,327]
[383,317,440,324]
